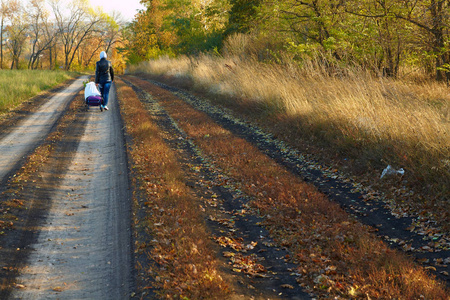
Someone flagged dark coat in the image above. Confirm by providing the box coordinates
[95,58,114,84]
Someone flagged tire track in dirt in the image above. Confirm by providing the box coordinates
[4,83,134,299]
[129,76,450,286]
[0,77,90,298]
[122,77,311,299]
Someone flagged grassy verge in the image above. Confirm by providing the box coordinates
[116,79,230,299]
[127,54,449,228]
[0,70,78,113]
[127,77,449,299]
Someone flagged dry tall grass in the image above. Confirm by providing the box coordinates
[127,49,449,202]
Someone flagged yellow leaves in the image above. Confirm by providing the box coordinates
[190,244,199,255]
[347,285,361,297]
[213,235,258,253]
[246,241,257,251]
[0,220,14,230]
[213,236,244,251]
[223,251,235,258]
[325,265,337,275]
[189,264,198,275]
[214,234,269,278]
[340,221,351,226]
[208,215,234,229]
[229,253,269,278]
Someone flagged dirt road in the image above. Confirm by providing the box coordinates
[0,75,313,299]
[0,78,133,299]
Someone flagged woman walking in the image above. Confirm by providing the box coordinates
[95,51,114,111]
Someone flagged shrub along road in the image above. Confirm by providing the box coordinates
[0,75,447,299]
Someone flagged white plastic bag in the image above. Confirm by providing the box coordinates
[380,165,405,179]
[84,82,101,99]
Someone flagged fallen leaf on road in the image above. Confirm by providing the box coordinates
[223,251,235,258]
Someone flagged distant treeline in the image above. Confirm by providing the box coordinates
[123,0,450,80]
[1,0,124,71]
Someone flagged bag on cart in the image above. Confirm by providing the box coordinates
[84,82,103,106]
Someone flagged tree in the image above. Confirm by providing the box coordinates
[250,0,449,80]
[51,0,102,70]
[161,0,230,54]
[102,11,124,55]
[271,0,347,59]
[122,9,160,63]
[5,0,27,69]
[393,0,450,80]
[0,0,16,69]
[343,0,407,77]
[76,0,128,68]
[226,0,261,35]
[27,0,58,69]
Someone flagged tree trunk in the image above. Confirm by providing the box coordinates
[430,0,446,81]
[0,18,3,69]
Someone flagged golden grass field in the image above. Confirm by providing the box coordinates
[127,51,449,210]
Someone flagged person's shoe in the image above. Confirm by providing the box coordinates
[104,106,109,111]
[100,105,103,112]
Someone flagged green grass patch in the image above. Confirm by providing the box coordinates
[0,70,78,113]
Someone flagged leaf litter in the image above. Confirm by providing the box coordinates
[123,76,449,299]
[143,77,450,283]
[122,77,310,298]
